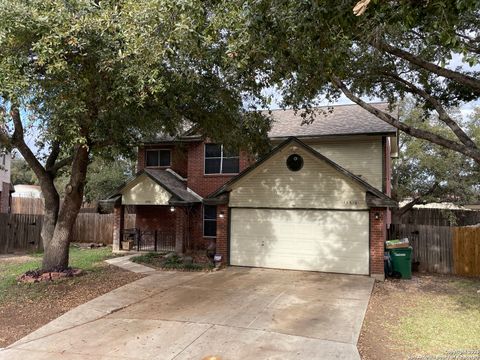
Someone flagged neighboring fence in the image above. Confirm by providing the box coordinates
[71,214,114,244]
[397,208,480,226]
[0,213,43,253]
[10,197,101,215]
[453,227,480,277]
[389,224,480,276]
[0,213,136,253]
[11,197,45,215]
[389,224,453,274]
[71,214,135,244]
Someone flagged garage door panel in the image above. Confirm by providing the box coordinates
[230,208,369,275]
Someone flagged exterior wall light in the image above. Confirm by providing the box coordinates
[219,211,225,218]
[170,206,175,212]
[374,212,380,220]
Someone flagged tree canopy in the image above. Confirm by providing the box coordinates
[213,0,480,163]
[393,100,480,211]
[0,0,270,270]
[10,157,38,185]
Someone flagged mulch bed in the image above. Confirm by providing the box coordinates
[0,265,142,348]
[18,268,83,283]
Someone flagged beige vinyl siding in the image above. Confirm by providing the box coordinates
[121,174,172,205]
[229,144,367,210]
[308,138,383,190]
[230,208,369,274]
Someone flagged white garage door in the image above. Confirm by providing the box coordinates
[230,208,369,275]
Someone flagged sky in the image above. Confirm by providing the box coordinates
[10,52,480,159]
[262,52,480,118]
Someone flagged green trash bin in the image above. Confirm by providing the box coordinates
[389,247,412,279]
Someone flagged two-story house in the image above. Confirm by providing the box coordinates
[109,103,398,280]
[0,150,13,213]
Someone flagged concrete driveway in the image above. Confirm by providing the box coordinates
[1,267,373,360]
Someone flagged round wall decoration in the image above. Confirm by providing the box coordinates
[286,154,304,171]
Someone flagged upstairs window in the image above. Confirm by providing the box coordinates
[204,144,239,174]
[146,149,171,167]
[203,205,217,237]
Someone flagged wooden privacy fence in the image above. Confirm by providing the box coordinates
[389,224,453,274]
[390,224,480,276]
[10,197,102,215]
[0,213,43,253]
[397,208,480,226]
[453,227,480,276]
[71,214,135,244]
[10,197,45,215]
[0,213,136,254]
[71,213,114,244]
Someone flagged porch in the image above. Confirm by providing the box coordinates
[120,229,176,252]
[112,204,192,254]
[107,168,202,254]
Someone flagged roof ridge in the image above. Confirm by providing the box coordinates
[264,101,391,112]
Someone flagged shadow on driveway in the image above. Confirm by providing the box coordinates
[1,267,373,360]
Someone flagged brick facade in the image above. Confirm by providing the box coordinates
[137,144,188,178]
[175,207,187,254]
[186,142,251,197]
[0,182,10,214]
[370,207,387,280]
[215,204,229,264]
[112,204,124,251]
[135,205,176,232]
[189,204,208,250]
[118,138,390,279]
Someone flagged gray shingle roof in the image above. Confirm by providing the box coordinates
[143,169,201,204]
[107,169,201,204]
[267,102,397,138]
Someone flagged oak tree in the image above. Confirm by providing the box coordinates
[214,0,480,163]
[0,0,269,270]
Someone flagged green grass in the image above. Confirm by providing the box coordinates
[393,279,480,354]
[0,246,116,303]
[132,252,214,271]
[68,247,115,271]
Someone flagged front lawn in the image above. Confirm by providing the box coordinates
[0,247,115,302]
[359,275,480,359]
[0,247,142,347]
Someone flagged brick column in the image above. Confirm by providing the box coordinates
[175,207,186,254]
[216,204,228,265]
[370,207,386,281]
[0,182,10,214]
[113,204,124,251]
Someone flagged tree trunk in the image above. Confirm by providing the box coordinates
[40,179,60,260]
[41,144,89,271]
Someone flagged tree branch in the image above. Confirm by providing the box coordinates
[51,155,74,174]
[396,182,439,217]
[330,75,480,164]
[45,141,61,171]
[372,40,480,91]
[382,71,478,149]
[9,105,50,182]
[44,141,74,175]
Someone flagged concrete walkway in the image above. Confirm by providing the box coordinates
[1,268,373,360]
[105,254,156,274]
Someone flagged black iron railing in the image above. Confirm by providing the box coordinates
[121,228,175,252]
